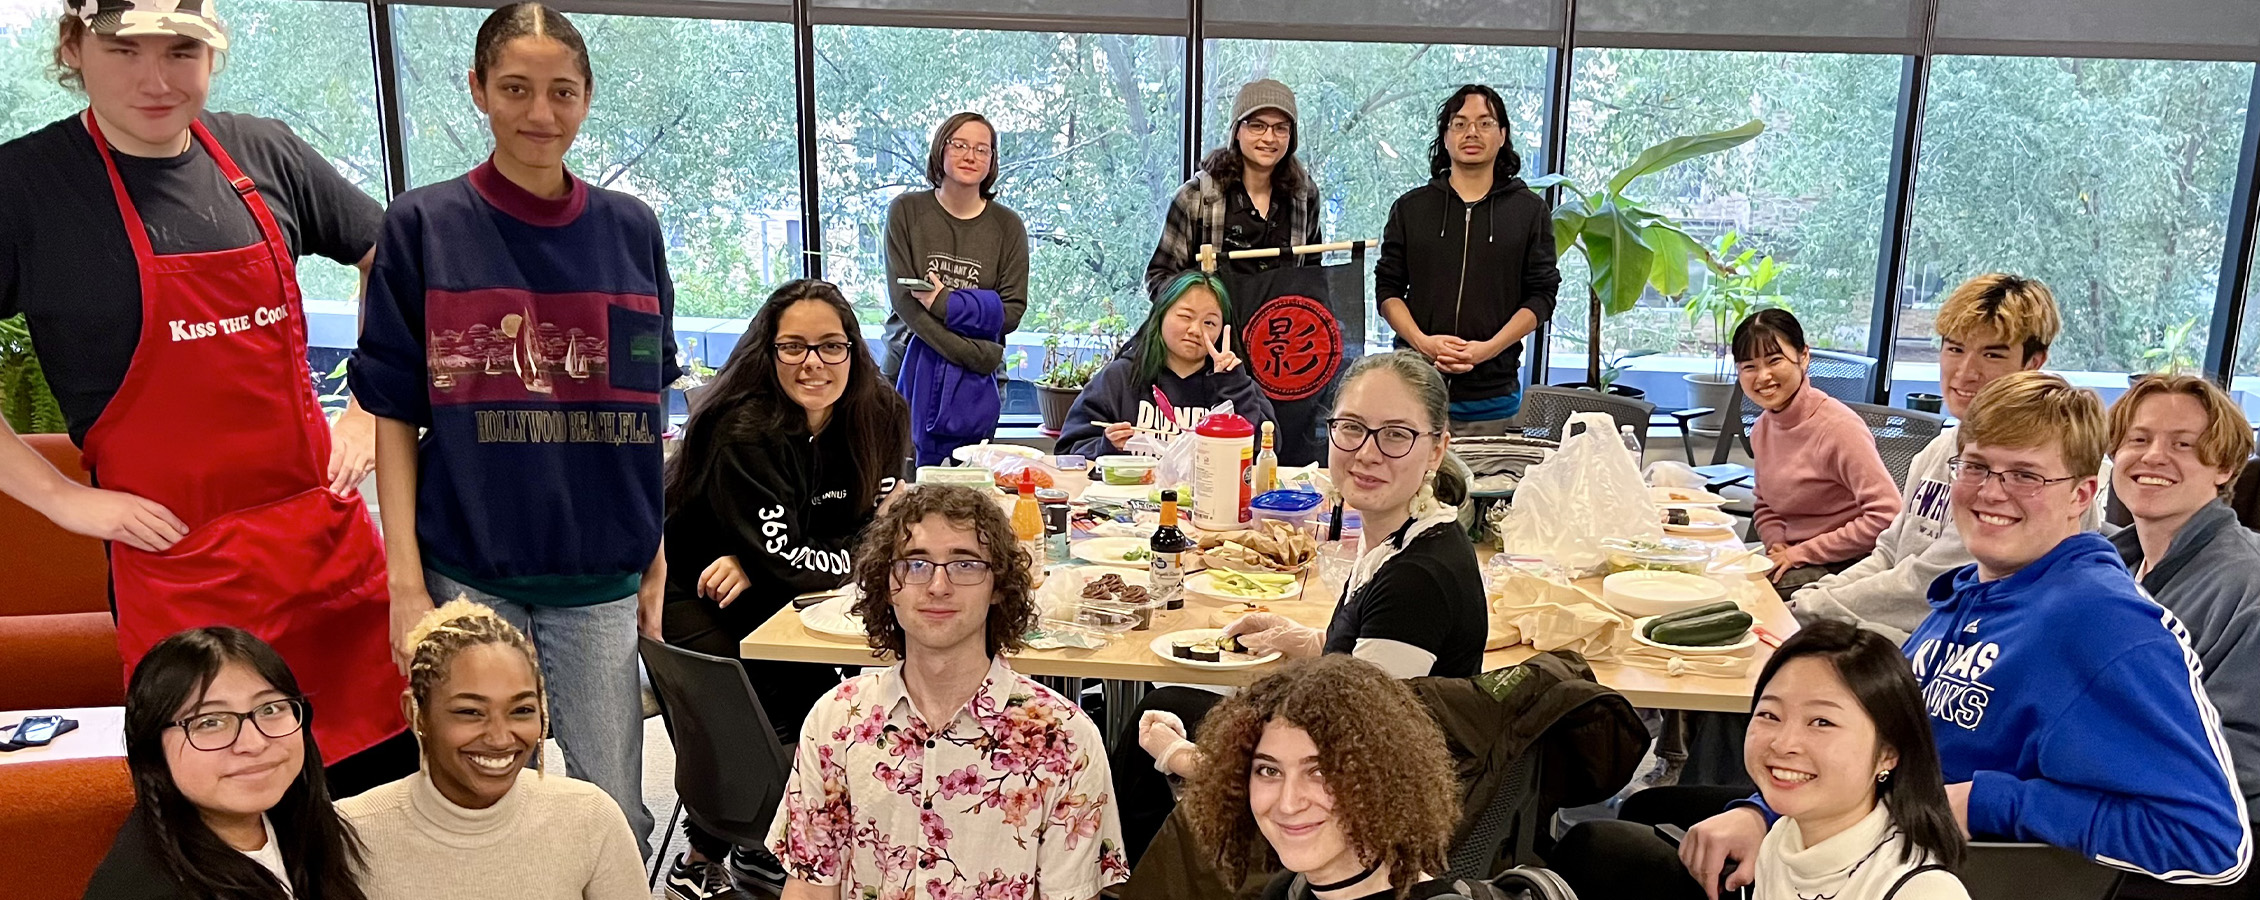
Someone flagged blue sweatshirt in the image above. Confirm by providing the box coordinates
[895,287,1002,467]
[352,160,680,606]
[1056,356,1274,460]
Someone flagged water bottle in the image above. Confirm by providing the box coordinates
[1620,424,1643,462]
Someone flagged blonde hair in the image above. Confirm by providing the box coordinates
[2111,375,2255,498]
[1933,274,2063,363]
[404,599,548,760]
[1957,371,2107,479]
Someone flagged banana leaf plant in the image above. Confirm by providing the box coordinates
[1526,119,1765,386]
[0,314,66,435]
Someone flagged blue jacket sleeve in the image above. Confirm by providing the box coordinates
[1969,636,2251,885]
[1058,359,1137,460]
[348,202,432,426]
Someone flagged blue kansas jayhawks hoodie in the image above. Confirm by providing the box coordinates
[1906,532,2251,884]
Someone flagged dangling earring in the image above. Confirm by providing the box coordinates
[1413,470,1439,516]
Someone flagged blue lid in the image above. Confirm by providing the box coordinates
[1251,489,1325,513]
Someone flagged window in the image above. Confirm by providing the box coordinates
[1548,48,1901,400]
[2238,217,2260,418]
[1203,39,1549,351]
[812,24,1185,364]
[393,5,801,321]
[1901,55,2253,401]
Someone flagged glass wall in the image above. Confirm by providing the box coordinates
[393,6,801,320]
[1549,48,1901,399]
[2238,225,2260,416]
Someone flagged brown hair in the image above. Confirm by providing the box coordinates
[474,3,593,90]
[1957,371,2108,479]
[1181,656,1459,896]
[403,599,549,767]
[2110,375,2255,498]
[851,484,1035,660]
[50,15,87,91]
[925,112,1000,200]
[1933,273,2063,363]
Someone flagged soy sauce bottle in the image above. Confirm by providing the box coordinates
[1150,490,1195,610]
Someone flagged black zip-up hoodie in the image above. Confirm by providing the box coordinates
[1374,174,1560,404]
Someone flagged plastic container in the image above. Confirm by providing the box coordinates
[917,465,993,487]
[1095,454,1159,486]
[1599,536,1713,576]
[1191,413,1256,530]
[1250,489,1326,532]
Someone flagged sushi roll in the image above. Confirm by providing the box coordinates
[1218,633,1247,654]
[1171,637,1205,661]
[1187,638,1222,662]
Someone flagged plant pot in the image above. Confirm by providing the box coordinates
[1681,373,1739,436]
[1557,381,1647,400]
[1037,385,1080,437]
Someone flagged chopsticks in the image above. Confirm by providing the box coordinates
[1093,422,1174,436]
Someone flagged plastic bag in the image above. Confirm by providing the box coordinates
[1644,460,1707,490]
[1500,411,1661,575]
[957,444,1062,490]
[1126,399,1233,491]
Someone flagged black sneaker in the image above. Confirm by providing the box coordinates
[726,844,787,894]
[666,852,747,900]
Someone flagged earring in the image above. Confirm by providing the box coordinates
[1876,770,1892,783]
[1413,470,1439,515]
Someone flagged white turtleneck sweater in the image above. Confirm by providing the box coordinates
[1754,804,1970,900]
[337,768,647,900]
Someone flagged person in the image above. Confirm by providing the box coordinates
[881,112,1028,465]
[1793,274,2100,641]
[1375,84,1558,436]
[660,279,909,899]
[0,0,407,792]
[1113,350,1487,861]
[351,2,672,856]
[1742,620,1968,900]
[1178,655,1466,900]
[340,601,646,899]
[2106,375,2260,900]
[1735,309,1902,592]
[1675,373,2251,896]
[85,627,368,900]
[1057,270,1274,458]
[1147,79,1322,294]
[765,484,1130,900]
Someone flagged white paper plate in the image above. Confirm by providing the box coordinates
[1663,521,1739,537]
[1708,552,1776,577]
[1149,628,1282,669]
[798,593,867,642]
[951,442,1043,463]
[1073,537,1153,569]
[1076,482,1154,505]
[1186,569,1302,602]
[1631,615,1759,654]
[1651,486,1729,507]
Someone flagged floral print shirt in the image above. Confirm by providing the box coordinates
[767,655,1130,900]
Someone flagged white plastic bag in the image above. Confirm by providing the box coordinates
[1501,412,1662,575]
[1126,399,1234,491]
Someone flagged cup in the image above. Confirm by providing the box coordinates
[1906,392,1943,414]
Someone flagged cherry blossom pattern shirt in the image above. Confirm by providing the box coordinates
[767,655,1130,900]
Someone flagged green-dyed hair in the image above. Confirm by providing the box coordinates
[1138,271,1234,384]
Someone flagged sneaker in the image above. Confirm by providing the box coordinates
[666,852,747,900]
[727,844,788,893]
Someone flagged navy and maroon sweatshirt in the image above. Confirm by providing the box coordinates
[352,159,680,606]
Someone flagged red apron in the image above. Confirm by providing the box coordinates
[82,113,404,761]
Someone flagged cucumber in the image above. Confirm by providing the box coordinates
[1649,610,1754,647]
[1642,601,1743,638]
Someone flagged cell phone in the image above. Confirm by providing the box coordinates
[895,277,937,291]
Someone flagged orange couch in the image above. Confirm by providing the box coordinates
[0,757,135,900]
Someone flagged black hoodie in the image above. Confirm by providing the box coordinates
[1374,174,1560,404]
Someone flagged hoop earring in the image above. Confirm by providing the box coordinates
[1876,770,1892,783]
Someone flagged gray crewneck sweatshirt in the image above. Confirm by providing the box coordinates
[2113,499,2260,817]
[878,189,1029,379]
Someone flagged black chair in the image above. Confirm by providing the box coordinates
[1519,385,1658,449]
[1442,751,1542,882]
[1958,842,2123,900]
[639,637,795,889]
[1843,401,1946,487]
[1807,349,1878,406]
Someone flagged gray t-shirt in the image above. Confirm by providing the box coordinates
[879,189,1028,379]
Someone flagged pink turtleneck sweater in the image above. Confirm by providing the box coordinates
[1750,384,1903,567]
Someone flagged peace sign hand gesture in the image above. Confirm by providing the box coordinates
[1208,324,1242,372]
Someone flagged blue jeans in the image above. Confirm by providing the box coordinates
[424,569,655,858]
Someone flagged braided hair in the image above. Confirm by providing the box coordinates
[403,599,548,766]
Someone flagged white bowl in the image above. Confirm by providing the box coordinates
[1600,570,1729,618]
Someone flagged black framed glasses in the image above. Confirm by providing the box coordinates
[892,558,993,586]
[1239,119,1292,139]
[1327,418,1435,459]
[173,698,306,752]
[1946,457,2078,498]
[775,341,853,365]
[945,138,993,159]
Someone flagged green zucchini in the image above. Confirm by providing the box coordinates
[1642,601,1743,638]
[1648,610,1754,647]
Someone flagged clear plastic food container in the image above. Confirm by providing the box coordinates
[1599,536,1713,575]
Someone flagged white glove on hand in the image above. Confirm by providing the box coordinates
[1224,611,1325,659]
[1138,710,1197,775]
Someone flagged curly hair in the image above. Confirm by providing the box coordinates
[404,599,548,767]
[1181,656,1459,896]
[851,484,1036,660]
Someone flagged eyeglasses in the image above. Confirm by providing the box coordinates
[775,341,853,365]
[945,139,993,159]
[1946,457,2078,498]
[172,699,306,752]
[892,558,993,586]
[1448,118,1501,135]
[1239,119,1293,139]
[1327,418,1436,459]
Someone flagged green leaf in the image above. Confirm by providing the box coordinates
[1643,224,1699,298]
[1605,120,1766,197]
[1552,205,1589,260]
[1581,204,1655,316]
[1524,173,1580,193]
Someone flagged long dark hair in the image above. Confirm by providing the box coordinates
[122,628,368,900]
[1428,84,1522,180]
[473,3,591,88]
[1136,271,1233,385]
[665,280,908,515]
[1201,116,1308,202]
[1730,307,1808,364]
[1752,619,1965,870]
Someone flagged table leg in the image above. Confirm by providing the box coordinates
[1103,679,1148,751]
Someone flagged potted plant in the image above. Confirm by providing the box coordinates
[0,314,65,434]
[1527,120,1765,387]
[1033,333,1106,436]
[1680,231,1783,434]
[1556,346,1659,399]
[2139,316,2201,379]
